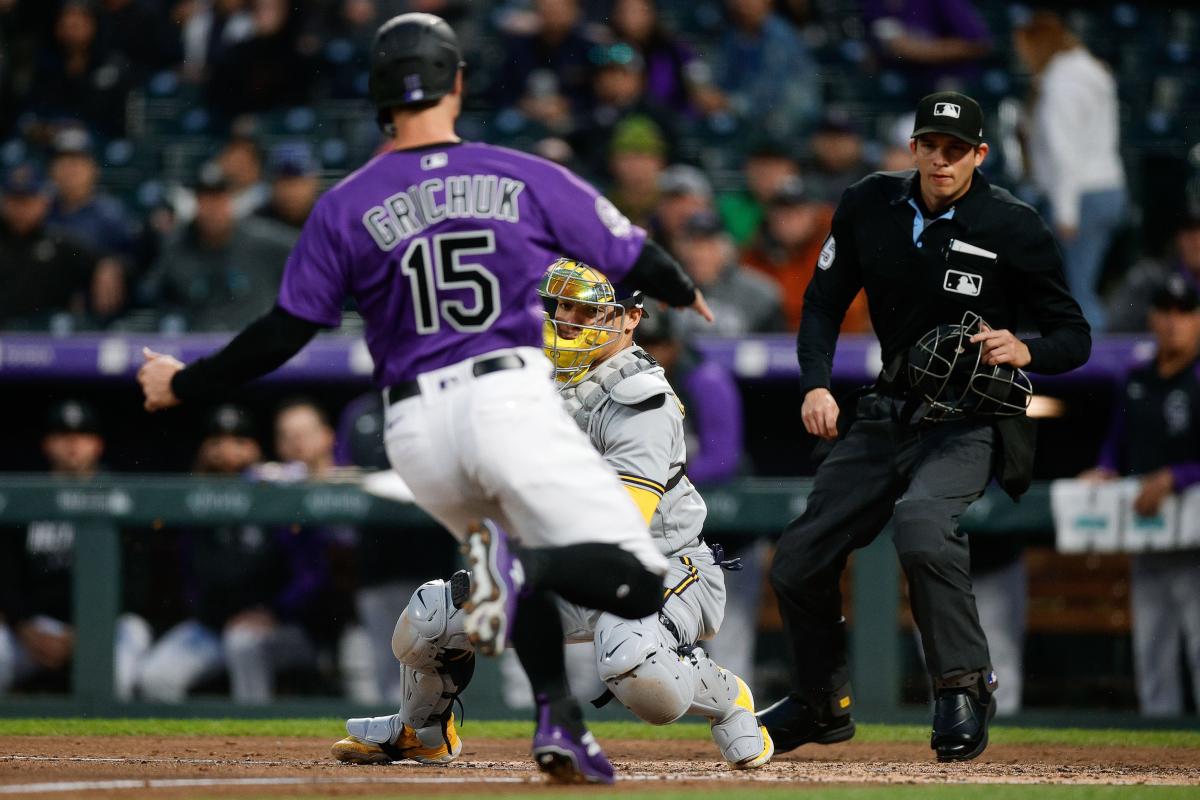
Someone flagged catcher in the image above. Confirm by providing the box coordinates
[331,258,773,770]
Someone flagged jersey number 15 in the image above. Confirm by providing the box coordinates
[399,230,501,334]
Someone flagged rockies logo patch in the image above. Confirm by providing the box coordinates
[944,269,982,297]
[817,235,836,270]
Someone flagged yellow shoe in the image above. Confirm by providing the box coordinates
[331,713,463,765]
[712,675,774,770]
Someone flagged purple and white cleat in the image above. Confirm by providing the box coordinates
[461,518,524,656]
[531,696,615,785]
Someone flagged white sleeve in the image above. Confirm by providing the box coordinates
[1038,62,1088,230]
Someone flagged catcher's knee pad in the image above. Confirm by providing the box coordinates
[391,577,475,732]
[594,615,690,725]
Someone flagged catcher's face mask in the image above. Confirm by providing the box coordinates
[538,258,639,384]
[907,311,1033,421]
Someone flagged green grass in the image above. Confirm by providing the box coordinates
[1,719,1198,749]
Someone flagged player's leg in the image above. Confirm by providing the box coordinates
[893,419,996,761]
[593,553,772,769]
[762,401,903,751]
[114,613,153,702]
[138,619,224,703]
[970,559,1027,715]
[1130,553,1183,716]
[333,574,474,764]
[1171,551,1200,713]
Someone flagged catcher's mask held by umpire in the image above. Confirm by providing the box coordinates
[907,311,1033,422]
[538,258,643,384]
[369,12,466,131]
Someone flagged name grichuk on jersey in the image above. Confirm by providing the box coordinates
[277,141,647,387]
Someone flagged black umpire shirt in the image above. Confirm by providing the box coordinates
[798,168,1091,392]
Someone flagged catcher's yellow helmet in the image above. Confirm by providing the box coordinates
[538,258,641,384]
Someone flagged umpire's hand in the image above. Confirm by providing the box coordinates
[969,324,1032,368]
[138,347,184,412]
[802,388,840,440]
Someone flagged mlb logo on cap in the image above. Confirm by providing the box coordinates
[912,92,984,146]
[934,102,961,118]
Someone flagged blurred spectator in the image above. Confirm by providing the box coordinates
[650,164,713,258]
[0,400,152,699]
[256,143,321,230]
[606,115,667,228]
[26,0,132,137]
[495,0,599,113]
[606,0,704,115]
[1014,10,1126,332]
[673,210,784,339]
[333,392,458,702]
[803,109,873,204]
[572,42,677,178]
[207,0,316,118]
[95,0,183,78]
[863,0,991,97]
[0,164,125,329]
[1080,277,1200,717]
[217,133,270,218]
[1108,211,1200,333]
[139,404,329,704]
[139,162,295,332]
[273,397,336,477]
[709,0,819,138]
[46,127,140,266]
[717,138,800,247]
[176,0,254,84]
[741,177,870,333]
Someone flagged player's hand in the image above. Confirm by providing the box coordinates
[969,326,1031,368]
[138,347,185,412]
[801,388,840,441]
[18,623,74,670]
[688,289,714,322]
[1134,468,1174,517]
[1077,467,1117,483]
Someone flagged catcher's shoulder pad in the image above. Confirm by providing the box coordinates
[609,366,671,407]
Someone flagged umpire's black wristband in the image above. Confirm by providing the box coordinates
[625,239,697,308]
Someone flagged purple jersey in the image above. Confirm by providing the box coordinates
[278,142,647,386]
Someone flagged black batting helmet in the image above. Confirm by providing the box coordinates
[369,13,464,114]
[907,311,1033,422]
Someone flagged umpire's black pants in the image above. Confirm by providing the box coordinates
[770,394,994,700]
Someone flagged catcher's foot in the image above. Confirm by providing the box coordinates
[461,519,524,656]
[331,712,462,765]
[711,674,774,770]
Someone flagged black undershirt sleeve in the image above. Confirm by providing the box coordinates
[170,306,325,403]
[624,239,697,307]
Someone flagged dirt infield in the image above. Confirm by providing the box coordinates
[2,735,1198,797]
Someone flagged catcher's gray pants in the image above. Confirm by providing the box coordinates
[1131,550,1200,717]
[770,394,994,698]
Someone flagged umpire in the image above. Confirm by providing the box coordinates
[759,92,1090,761]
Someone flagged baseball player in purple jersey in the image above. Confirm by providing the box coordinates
[138,12,711,785]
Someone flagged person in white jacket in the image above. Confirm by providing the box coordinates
[1015,10,1127,331]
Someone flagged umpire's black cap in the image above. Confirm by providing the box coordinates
[912,91,984,146]
[369,13,464,111]
[46,399,102,435]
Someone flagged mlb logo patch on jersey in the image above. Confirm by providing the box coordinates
[944,269,981,296]
[934,102,961,118]
[817,235,836,270]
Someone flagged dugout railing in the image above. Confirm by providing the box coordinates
[0,474,1075,723]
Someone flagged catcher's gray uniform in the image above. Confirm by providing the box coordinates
[349,346,769,766]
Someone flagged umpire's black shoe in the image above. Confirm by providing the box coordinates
[931,673,997,762]
[756,686,855,754]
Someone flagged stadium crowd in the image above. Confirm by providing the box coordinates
[1,0,1198,716]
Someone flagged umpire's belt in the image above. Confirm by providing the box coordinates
[386,353,526,405]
